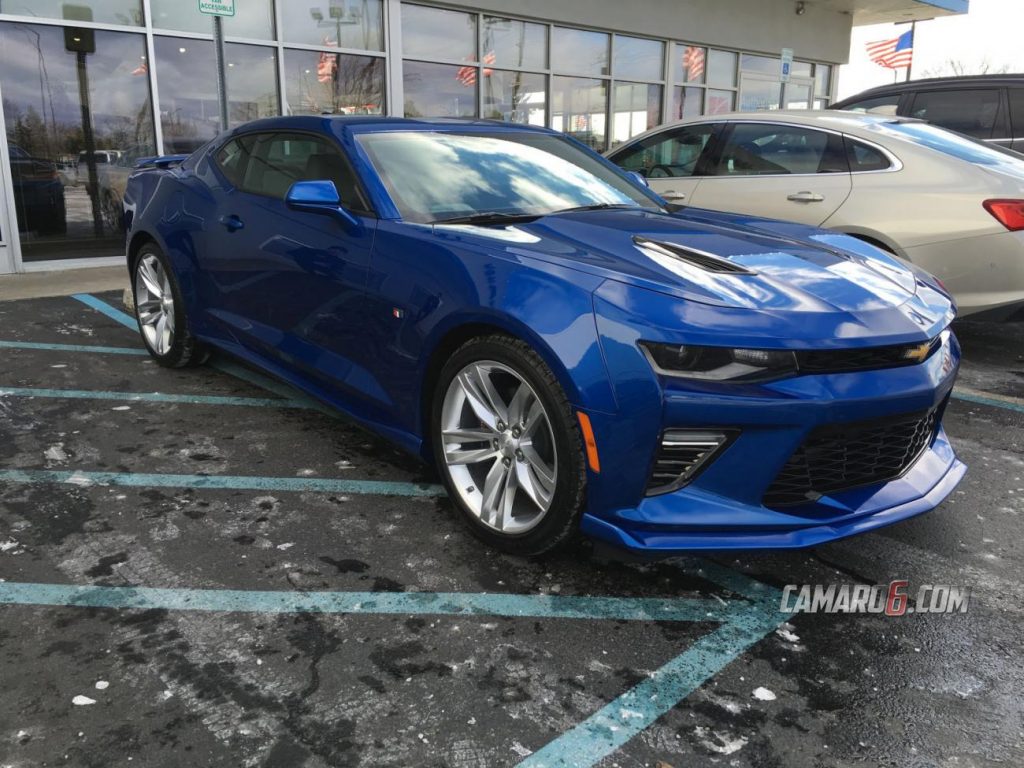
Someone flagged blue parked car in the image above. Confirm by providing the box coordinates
[123,116,965,556]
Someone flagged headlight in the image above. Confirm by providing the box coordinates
[640,341,797,382]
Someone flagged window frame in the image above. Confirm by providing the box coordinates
[210,129,376,216]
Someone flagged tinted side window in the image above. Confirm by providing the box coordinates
[845,138,892,172]
[909,89,1001,139]
[841,94,900,115]
[1010,89,1024,136]
[214,136,253,187]
[715,124,846,176]
[240,133,369,212]
[611,124,716,178]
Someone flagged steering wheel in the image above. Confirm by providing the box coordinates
[648,164,674,178]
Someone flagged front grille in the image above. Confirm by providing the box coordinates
[646,430,731,495]
[795,335,941,374]
[764,408,939,507]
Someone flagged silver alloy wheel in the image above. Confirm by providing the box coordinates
[134,253,175,356]
[441,361,558,535]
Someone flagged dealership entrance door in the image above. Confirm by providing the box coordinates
[738,72,816,111]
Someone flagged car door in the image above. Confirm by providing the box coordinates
[607,122,719,205]
[686,121,852,226]
[201,130,378,401]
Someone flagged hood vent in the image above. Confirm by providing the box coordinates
[633,236,753,274]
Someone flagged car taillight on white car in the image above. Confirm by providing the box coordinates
[983,200,1024,231]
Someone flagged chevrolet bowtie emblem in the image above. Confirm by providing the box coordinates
[903,341,932,363]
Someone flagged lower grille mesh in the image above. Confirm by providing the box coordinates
[764,408,939,507]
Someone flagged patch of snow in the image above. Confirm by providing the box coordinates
[276,542,294,551]
[752,687,776,701]
[694,725,748,755]
[95,681,109,690]
[0,539,18,552]
[775,627,800,644]
[510,742,533,757]
[44,444,68,462]
[72,695,96,706]
[111,405,131,411]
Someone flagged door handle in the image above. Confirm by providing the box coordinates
[661,190,687,201]
[787,191,825,203]
[218,214,244,231]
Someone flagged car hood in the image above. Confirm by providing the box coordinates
[438,208,921,314]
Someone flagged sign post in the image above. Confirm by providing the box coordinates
[780,48,794,84]
[199,0,235,131]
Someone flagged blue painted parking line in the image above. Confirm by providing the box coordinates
[952,388,1024,415]
[0,468,444,497]
[0,582,733,623]
[72,292,138,330]
[0,340,147,355]
[0,385,311,409]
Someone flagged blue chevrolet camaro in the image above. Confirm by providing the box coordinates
[123,116,965,556]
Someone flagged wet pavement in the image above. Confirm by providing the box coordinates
[0,292,1022,767]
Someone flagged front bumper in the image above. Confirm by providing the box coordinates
[581,431,965,552]
[582,288,965,553]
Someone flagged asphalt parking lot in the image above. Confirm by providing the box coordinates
[1,291,1022,768]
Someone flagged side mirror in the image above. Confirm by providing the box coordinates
[625,170,649,188]
[285,180,362,232]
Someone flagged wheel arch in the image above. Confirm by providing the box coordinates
[417,314,589,464]
[832,227,909,261]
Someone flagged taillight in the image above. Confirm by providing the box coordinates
[983,199,1024,231]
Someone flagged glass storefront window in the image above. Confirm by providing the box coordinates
[225,44,280,125]
[791,61,813,78]
[0,0,142,26]
[674,44,705,85]
[785,82,812,110]
[402,4,475,61]
[707,49,737,88]
[552,76,607,150]
[482,70,546,125]
[281,0,384,52]
[672,86,703,120]
[154,38,279,153]
[552,28,608,76]
[403,61,477,118]
[482,16,546,70]
[612,82,661,147]
[740,54,781,75]
[707,89,736,115]
[815,64,832,98]
[153,38,217,152]
[150,0,274,39]
[614,36,663,82]
[284,49,384,116]
[0,21,154,261]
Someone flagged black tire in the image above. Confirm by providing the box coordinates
[431,335,587,557]
[132,243,209,368]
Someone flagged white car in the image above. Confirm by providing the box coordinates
[607,111,1024,318]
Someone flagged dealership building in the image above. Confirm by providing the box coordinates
[0,0,966,275]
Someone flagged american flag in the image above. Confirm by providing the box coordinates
[866,29,914,70]
[317,36,338,83]
[682,46,705,81]
[456,51,495,87]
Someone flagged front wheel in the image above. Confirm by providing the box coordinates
[431,336,587,557]
[132,244,208,368]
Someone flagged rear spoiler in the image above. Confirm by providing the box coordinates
[133,154,189,170]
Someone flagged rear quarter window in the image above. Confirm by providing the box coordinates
[845,138,892,172]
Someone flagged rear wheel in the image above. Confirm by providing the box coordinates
[132,244,208,368]
[432,336,587,556]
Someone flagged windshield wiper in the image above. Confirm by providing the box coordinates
[552,203,642,214]
[431,211,542,226]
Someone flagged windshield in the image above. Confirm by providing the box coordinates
[876,121,1024,167]
[356,130,661,223]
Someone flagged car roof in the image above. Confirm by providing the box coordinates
[606,110,929,155]
[226,114,556,137]
[833,74,1024,105]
